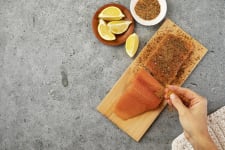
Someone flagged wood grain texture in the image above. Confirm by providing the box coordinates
[96,18,208,142]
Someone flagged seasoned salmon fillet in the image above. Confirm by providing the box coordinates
[114,69,164,120]
[145,34,194,85]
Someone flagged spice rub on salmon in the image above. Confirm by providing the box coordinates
[145,34,194,85]
[114,69,164,120]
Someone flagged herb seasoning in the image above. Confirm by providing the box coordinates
[135,0,160,20]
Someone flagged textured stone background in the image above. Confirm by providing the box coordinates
[0,0,224,150]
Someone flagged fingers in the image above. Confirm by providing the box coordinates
[164,85,206,109]
[166,99,172,106]
[167,85,202,101]
[170,93,187,115]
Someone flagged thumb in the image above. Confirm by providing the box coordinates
[170,93,187,114]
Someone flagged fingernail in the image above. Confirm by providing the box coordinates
[168,85,176,89]
[170,93,176,100]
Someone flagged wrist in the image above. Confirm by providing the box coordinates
[190,133,217,150]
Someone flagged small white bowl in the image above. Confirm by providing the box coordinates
[130,0,167,26]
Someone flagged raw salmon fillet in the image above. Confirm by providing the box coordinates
[145,34,194,85]
[114,69,164,120]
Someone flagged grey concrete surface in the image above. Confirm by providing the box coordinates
[0,0,224,149]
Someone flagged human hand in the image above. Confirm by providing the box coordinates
[165,85,217,150]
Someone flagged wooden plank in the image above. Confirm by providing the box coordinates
[96,18,208,142]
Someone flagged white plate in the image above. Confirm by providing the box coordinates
[130,0,167,26]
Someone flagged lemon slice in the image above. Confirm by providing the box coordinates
[98,6,125,21]
[107,20,132,34]
[97,19,116,41]
[125,33,139,57]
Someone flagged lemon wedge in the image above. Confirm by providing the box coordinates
[125,33,139,57]
[97,19,116,41]
[107,20,132,34]
[98,6,125,21]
